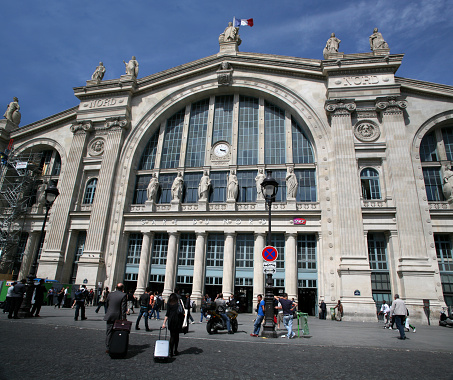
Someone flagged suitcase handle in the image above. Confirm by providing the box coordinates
[159,327,168,340]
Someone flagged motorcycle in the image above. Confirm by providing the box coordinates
[206,301,239,334]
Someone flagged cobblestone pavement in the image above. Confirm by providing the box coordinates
[0,306,452,380]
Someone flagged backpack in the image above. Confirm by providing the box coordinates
[75,288,85,301]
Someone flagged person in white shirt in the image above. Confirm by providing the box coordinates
[378,300,390,328]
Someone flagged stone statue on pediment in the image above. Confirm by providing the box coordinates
[171,172,184,201]
[219,22,241,45]
[123,56,139,78]
[3,97,21,125]
[255,168,265,200]
[369,28,389,51]
[198,171,211,201]
[91,62,106,81]
[442,165,453,202]
[286,167,297,199]
[323,33,341,59]
[227,169,238,201]
[147,173,159,202]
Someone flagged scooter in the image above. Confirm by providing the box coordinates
[206,301,239,334]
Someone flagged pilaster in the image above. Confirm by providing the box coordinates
[285,233,298,301]
[37,121,92,281]
[191,232,207,307]
[253,232,266,300]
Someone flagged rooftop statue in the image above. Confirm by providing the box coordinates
[91,62,106,81]
[123,56,139,78]
[323,33,341,59]
[3,97,21,125]
[219,22,241,45]
[369,28,389,51]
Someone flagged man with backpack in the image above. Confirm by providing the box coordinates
[74,285,88,321]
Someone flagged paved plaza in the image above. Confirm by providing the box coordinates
[0,305,452,380]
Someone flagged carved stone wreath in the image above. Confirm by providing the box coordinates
[354,120,380,142]
[88,137,105,156]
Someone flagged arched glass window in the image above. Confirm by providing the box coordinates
[83,178,97,204]
[237,96,259,166]
[139,131,159,170]
[213,95,233,145]
[264,101,285,164]
[361,168,381,200]
[442,127,453,161]
[420,132,438,162]
[186,100,209,167]
[161,109,185,169]
[292,118,314,164]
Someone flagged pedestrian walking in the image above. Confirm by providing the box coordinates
[334,300,343,321]
[3,281,16,314]
[184,293,195,324]
[103,283,127,354]
[127,290,135,315]
[95,287,109,314]
[74,285,88,321]
[135,287,151,331]
[31,279,46,317]
[405,308,416,333]
[8,279,26,319]
[319,299,327,320]
[378,300,390,327]
[276,300,283,329]
[250,294,265,337]
[200,294,208,323]
[47,287,54,306]
[162,292,184,357]
[274,293,297,339]
[390,294,407,340]
[55,288,64,309]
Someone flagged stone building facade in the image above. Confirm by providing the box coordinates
[1,28,452,322]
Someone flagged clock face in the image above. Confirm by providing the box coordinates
[214,143,230,158]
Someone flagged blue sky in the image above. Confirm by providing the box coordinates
[1,0,452,127]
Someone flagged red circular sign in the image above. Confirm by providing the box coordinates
[262,246,278,262]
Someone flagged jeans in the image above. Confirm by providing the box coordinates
[283,315,294,338]
[136,307,149,330]
[395,315,406,339]
[220,313,231,331]
[74,301,86,320]
[253,314,264,335]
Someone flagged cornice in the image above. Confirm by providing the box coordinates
[11,106,78,138]
[396,77,453,99]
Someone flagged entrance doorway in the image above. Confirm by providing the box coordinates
[298,288,317,316]
[235,286,253,313]
[205,285,222,301]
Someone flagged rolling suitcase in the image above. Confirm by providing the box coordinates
[109,330,129,358]
[154,327,170,361]
[109,320,132,359]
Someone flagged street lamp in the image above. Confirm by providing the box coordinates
[19,180,59,317]
[260,170,278,338]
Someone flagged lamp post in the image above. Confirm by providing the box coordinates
[19,180,59,317]
[261,170,278,338]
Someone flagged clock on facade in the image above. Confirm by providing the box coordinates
[213,142,230,158]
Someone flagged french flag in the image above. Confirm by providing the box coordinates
[234,17,253,27]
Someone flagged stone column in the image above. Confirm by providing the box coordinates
[162,232,179,299]
[376,97,438,307]
[253,232,266,300]
[17,232,40,280]
[135,232,153,296]
[191,232,207,307]
[222,232,235,298]
[325,100,376,320]
[285,233,298,301]
[37,122,92,281]
[76,120,129,289]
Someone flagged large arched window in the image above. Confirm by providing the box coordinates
[134,94,317,204]
[83,178,97,204]
[360,168,381,200]
[420,126,453,202]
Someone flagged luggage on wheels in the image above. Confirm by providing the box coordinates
[154,327,170,361]
[109,320,132,359]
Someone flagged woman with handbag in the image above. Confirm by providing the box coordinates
[162,293,185,357]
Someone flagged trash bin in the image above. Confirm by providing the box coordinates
[330,307,335,320]
[295,312,309,337]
